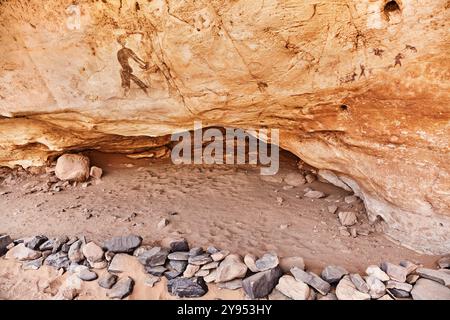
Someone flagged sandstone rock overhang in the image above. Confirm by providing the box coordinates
[0,0,449,254]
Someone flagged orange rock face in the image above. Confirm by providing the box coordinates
[0,0,449,253]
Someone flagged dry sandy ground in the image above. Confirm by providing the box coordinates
[0,151,440,299]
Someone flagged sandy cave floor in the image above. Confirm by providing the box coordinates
[0,151,440,299]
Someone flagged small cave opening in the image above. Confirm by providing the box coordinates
[383,0,402,23]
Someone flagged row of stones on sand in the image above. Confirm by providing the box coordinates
[1,234,449,300]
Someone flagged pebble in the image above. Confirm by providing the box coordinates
[78,269,98,281]
[215,254,248,283]
[167,277,208,298]
[366,265,390,281]
[380,262,408,282]
[183,264,200,278]
[169,260,188,273]
[327,205,338,214]
[284,172,306,187]
[68,240,84,263]
[255,252,279,271]
[167,251,190,261]
[366,275,386,299]
[109,253,134,273]
[304,190,326,199]
[144,275,160,287]
[211,250,229,262]
[411,278,450,300]
[290,267,330,295]
[279,256,305,273]
[244,254,259,273]
[98,273,118,289]
[338,211,357,227]
[349,273,369,294]
[242,266,283,299]
[103,235,142,253]
[336,275,371,300]
[145,266,167,277]
[5,243,41,261]
[45,252,71,270]
[188,253,212,266]
[25,235,48,250]
[438,256,450,269]
[157,218,169,229]
[218,279,243,290]
[276,275,310,300]
[321,265,348,284]
[138,247,169,267]
[416,268,450,287]
[107,277,134,299]
[82,242,104,264]
[0,234,12,256]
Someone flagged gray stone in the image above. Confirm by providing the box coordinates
[386,280,413,292]
[188,253,212,266]
[411,279,450,300]
[78,269,98,281]
[45,252,71,269]
[25,235,48,250]
[399,260,418,275]
[218,279,243,290]
[145,266,167,276]
[215,254,248,283]
[349,273,369,293]
[169,260,188,273]
[255,252,279,271]
[98,273,118,289]
[164,270,183,280]
[291,267,331,295]
[438,256,450,269]
[22,257,44,270]
[61,243,70,253]
[207,246,219,254]
[189,247,204,257]
[336,275,371,300]
[388,288,410,299]
[276,275,310,300]
[168,251,190,261]
[38,239,55,251]
[0,234,13,256]
[321,265,349,284]
[68,240,84,263]
[366,275,386,299]
[168,238,189,252]
[167,277,208,298]
[103,235,142,253]
[416,268,450,287]
[242,266,283,299]
[138,247,169,267]
[380,262,408,282]
[107,276,134,299]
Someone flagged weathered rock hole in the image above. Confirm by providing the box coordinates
[383,1,401,22]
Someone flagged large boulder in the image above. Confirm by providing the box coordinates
[55,154,90,182]
[0,0,449,254]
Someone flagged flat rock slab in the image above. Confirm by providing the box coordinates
[215,254,248,283]
[103,235,142,253]
[107,277,134,299]
[167,277,208,298]
[349,273,369,294]
[366,265,390,282]
[291,267,330,295]
[255,252,279,272]
[336,276,371,300]
[380,262,408,283]
[45,252,70,269]
[138,247,169,267]
[416,268,450,287]
[169,260,188,273]
[242,266,283,299]
[168,251,190,261]
[146,266,167,277]
[5,243,41,261]
[25,235,48,250]
[109,253,138,273]
[411,279,450,300]
[321,265,349,284]
[188,253,213,266]
[78,269,98,281]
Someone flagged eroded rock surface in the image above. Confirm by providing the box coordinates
[0,0,449,253]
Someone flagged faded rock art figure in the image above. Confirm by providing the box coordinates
[117,35,150,97]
